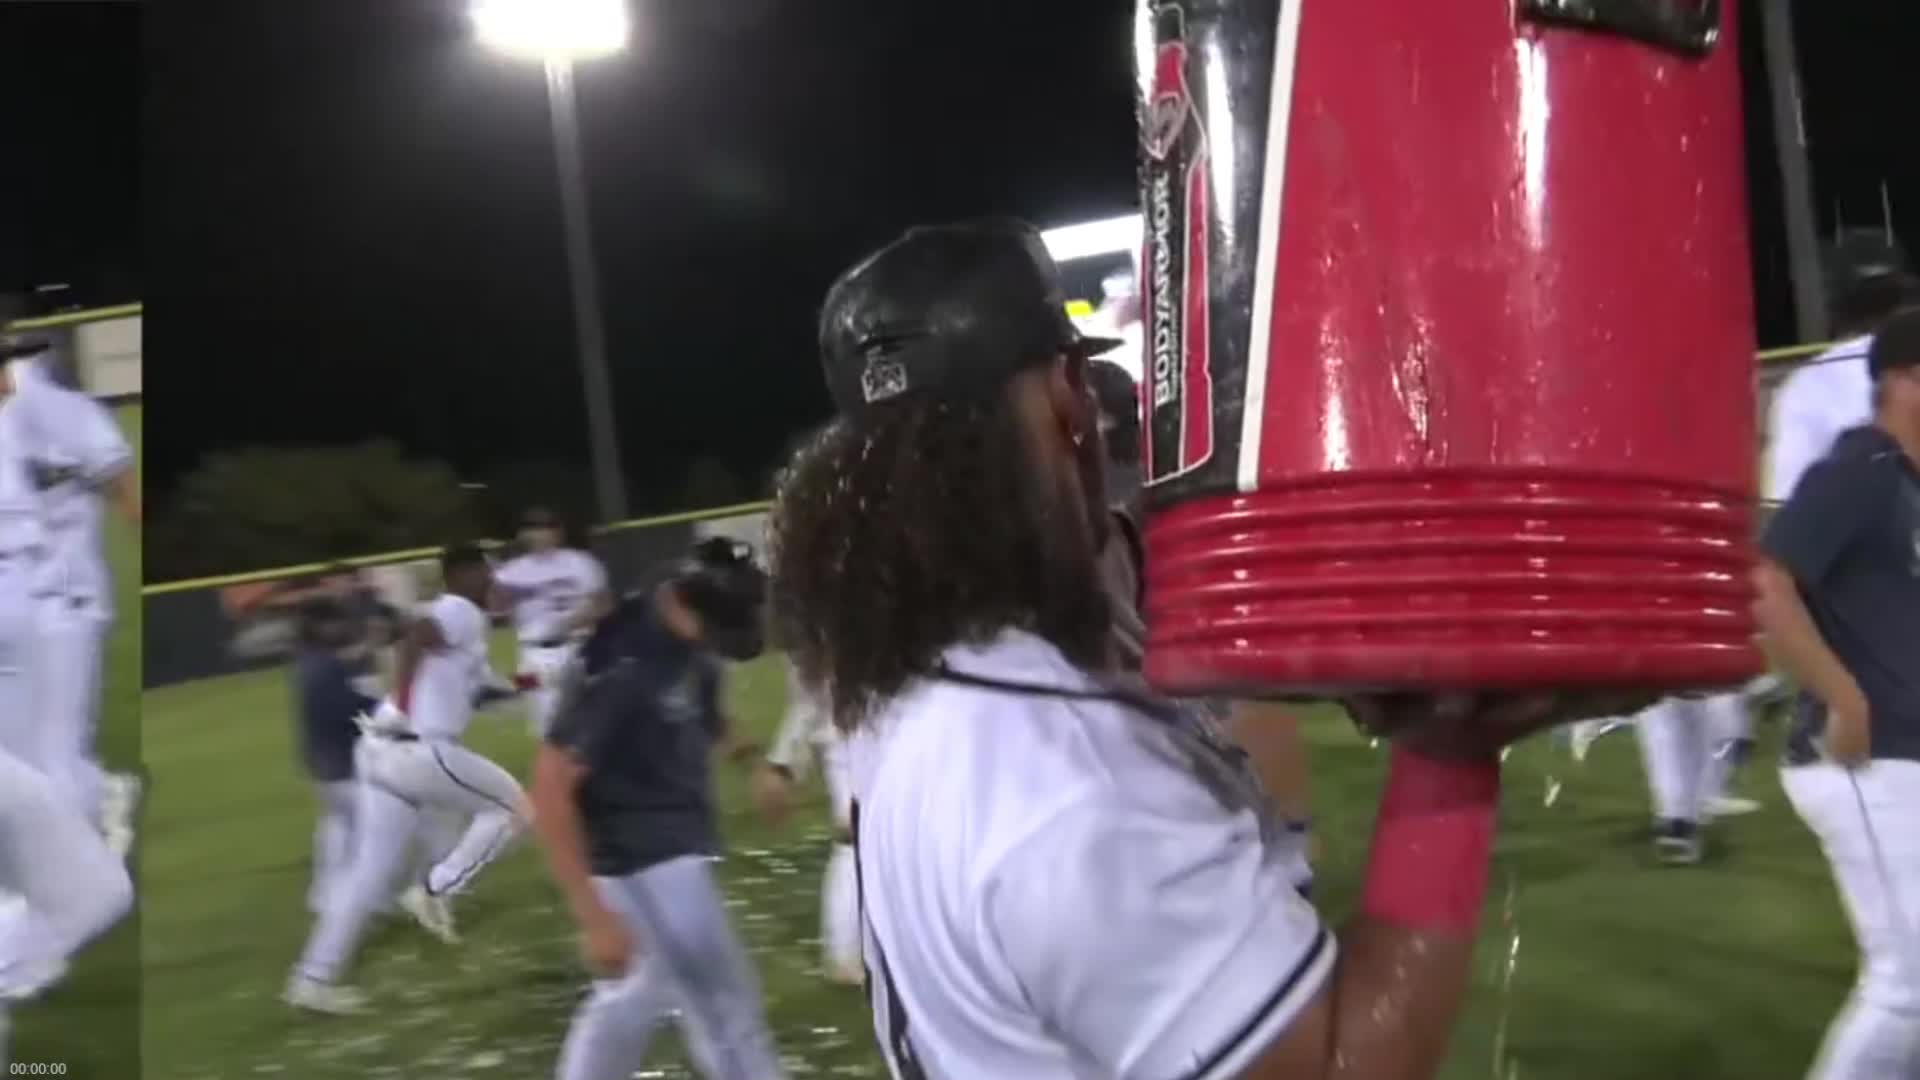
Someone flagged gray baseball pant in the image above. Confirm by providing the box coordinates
[556,853,784,1080]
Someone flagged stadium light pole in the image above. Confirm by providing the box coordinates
[472,0,631,524]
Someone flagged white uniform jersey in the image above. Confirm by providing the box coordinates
[1765,336,1872,502]
[494,548,607,644]
[848,629,1333,1080]
[405,592,492,741]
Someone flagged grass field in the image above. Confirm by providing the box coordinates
[138,640,1860,1079]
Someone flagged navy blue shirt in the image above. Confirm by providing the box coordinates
[1761,425,1920,764]
[293,646,379,782]
[545,598,725,877]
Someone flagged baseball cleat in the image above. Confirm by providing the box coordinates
[1652,819,1704,866]
[1704,795,1761,819]
[0,956,67,1005]
[283,973,367,1015]
[400,885,460,945]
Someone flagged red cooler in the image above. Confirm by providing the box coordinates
[1134,0,1765,696]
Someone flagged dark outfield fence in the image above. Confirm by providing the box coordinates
[138,341,1836,690]
[141,501,772,689]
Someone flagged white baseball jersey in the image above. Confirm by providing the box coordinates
[405,592,492,741]
[848,629,1333,1079]
[494,548,607,644]
[1765,336,1872,502]
[12,367,129,618]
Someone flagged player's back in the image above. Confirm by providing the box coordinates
[408,592,489,740]
[850,629,1330,1079]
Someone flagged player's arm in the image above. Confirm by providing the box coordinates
[1753,458,1881,762]
[530,745,608,926]
[530,676,630,960]
[390,614,448,712]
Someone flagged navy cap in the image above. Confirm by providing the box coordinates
[819,218,1123,419]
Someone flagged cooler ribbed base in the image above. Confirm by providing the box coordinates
[1142,471,1765,696]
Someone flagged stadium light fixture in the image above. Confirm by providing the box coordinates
[471,0,629,61]
[469,0,633,522]
[1039,214,1143,263]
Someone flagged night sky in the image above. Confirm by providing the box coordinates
[5,1,1918,518]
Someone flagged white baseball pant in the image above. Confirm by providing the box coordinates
[519,643,578,738]
[0,742,132,997]
[1782,759,1920,1079]
[30,604,109,824]
[294,735,526,982]
[556,854,785,1080]
[308,780,357,915]
[310,778,461,916]
[1634,693,1752,822]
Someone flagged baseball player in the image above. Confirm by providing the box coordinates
[768,219,1629,1078]
[494,507,612,738]
[1625,234,1920,864]
[531,538,785,1080]
[752,657,862,986]
[286,543,533,1015]
[0,341,142,854]
[1754,307,1920,1079]
[0,334,133,1054]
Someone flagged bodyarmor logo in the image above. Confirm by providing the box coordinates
[1139,3,1214,486]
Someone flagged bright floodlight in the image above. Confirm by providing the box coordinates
[1040,214,1143,263]
[472,0,629,60]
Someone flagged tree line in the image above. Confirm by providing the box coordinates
[146,439,765,583]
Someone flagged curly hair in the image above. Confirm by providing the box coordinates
[769,391,1112,732]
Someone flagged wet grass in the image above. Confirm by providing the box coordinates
[136,618,1854,1078]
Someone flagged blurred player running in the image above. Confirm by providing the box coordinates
[494,507,612,739]
[286,543,533,1014]
[0,342,142,853]
[0,332,133,1061]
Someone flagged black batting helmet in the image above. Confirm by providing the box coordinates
[670,537,769,661]
[819,218,1124,421]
